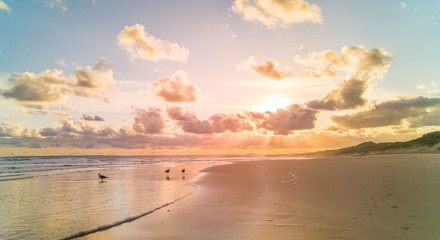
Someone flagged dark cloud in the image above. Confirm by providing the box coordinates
[40,127,58,137]
[296,46,393,110]
[81,114,104,121]
[0,59,116,108]
[248,104,319,135]
[332,97,440,129]
[307,79,368,110]
[132,108,165,134]
[1,70,70,103]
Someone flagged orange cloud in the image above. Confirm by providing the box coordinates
[118,24,189,62]
[152,71,200,102]
[231,0,323,28]
[238,56,338,81]
[167,106,253,134]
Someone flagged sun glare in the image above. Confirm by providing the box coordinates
[255,95,292,112]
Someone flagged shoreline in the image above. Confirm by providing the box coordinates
[59,160,229,240]
[84,154,440,239]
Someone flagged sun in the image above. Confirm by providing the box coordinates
[255,95,292,112]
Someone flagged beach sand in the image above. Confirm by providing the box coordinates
[84,154,440,240]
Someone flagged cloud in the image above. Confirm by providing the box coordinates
[132,108,165,134]
[0,59,116,108]
[118,24,189,62]
[331,96,440,129]
[295,46,393,83]
[167,104,319,136]
[238,56,338,81]
[167,106,253,134]
[46,116,117,140]
[248,104,319,135]
[231,0,323,28]
[81,114,104,121]
[298,46,393,110]
[1,70,71,104]
[56,59,67,67]
[152,71,200,102]
[302,67,338,79]
[0,0,11,12]
[40,127,58,136]
[71,58,116,101]
[0,122,41,138]
[43,0,68,11]
[167,105,198,121]
[239,57,293,81]
[307,79,369,110]
[416,84,429,90]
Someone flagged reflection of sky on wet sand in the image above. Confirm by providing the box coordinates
[0,164,194,240]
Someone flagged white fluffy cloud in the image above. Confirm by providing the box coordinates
[0,122,41,138]
[152,71,200,102]
[231,0,323,28]
[0,0,11,12]
[118,24,190,62]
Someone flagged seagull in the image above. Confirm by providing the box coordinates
[164,168,170,174]
[98,173,108,180]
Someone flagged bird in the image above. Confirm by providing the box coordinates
[164,168,170,174]
[181,168,185,174]
[98,173,108,180]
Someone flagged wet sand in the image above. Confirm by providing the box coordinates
[84,154,440,240]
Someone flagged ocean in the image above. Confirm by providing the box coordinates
[0,155,212,240]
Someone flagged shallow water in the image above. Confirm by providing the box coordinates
[0,155,303,239]
[0,156,198,240]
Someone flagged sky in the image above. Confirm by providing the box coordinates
[1,0,440,156]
